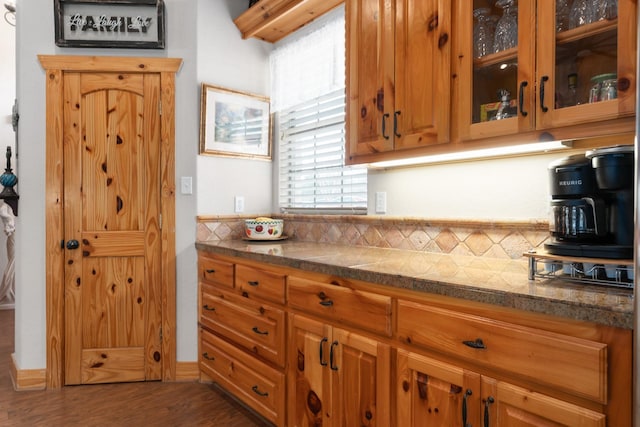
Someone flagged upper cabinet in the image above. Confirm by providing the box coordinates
[234,0,344,43]
[452,0,637,143]
[346,0,452,164]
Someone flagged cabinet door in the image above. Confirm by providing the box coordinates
[452,0,536,142]
[289,314,333,427]
[394,0,451,150]
[331,327,391,426]
[346,0,395,159]
[397,349,481,427]
[481,378,606,427]
[535,0,636,131]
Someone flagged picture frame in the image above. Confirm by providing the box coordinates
[199,84,272,160]
[54,0,165,49]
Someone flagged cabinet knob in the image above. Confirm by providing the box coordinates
[462,338,486,349]
[540,76,550,112]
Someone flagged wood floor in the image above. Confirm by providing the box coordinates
[0,309,269,426]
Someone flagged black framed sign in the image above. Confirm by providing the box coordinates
[54,0,165,49]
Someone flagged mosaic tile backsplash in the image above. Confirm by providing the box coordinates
[196,214,551,260]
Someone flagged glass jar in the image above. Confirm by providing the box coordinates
[589,73,617,102]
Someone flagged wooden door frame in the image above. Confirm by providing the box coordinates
[39,55,182,388]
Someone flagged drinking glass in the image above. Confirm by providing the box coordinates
[493,0,518,53]
[556,0,571,32]
[473,8,494,58]
[594,0,617,21]
[569,0,595,29]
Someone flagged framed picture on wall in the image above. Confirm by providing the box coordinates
[54,0,166,49]
[199,84,272,160]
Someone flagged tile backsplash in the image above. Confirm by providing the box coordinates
[197,214,550,260]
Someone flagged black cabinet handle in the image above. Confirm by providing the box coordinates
[319,337,328,366]
[462,338,486,349]
[202,352,215,361]
[247,280,259,287]
[462,389,473,427]
[329,341,339,371]
[319,300,334,307]
[202,305,216,311]
[518,81,528,117]
[382,113,390,140]
[205,269,216,273]
[252,385,269,397]
[394,111,401,137]
[252,326,269,335]
[484,396,495,427]
[540,75,549,112]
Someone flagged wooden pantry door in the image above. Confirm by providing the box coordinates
[40,56,181,388]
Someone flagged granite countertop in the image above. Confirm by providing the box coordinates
[195,239,634,329]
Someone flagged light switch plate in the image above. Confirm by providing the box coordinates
[234,196,245,213]
[180,176,193,195]
[375,191,387,214]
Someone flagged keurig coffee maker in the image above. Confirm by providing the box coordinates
[545,145,634,259]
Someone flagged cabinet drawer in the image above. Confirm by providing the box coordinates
[199,255,234,289]
[288,276,392,336]
[235,264,285,305]
[199,328,285,426]
[397,300,607,403]
[200,285,285,368]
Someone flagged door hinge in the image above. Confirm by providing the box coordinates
[159,100,162,116]
[159,327,163,342]
[159,213,162,230]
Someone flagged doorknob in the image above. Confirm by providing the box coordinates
[66,239,80,250]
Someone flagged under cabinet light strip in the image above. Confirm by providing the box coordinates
[367,140,573,169]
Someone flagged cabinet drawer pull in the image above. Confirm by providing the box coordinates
[329,341,339,371]
[252,326,269,335]
[319,337,328,366]
[462,389,472,427]
[205,269,216,274]
[319,300,334,307]
[393,111,401,137]
[251,385,269,397]
[247,280,259,287]
[202,304,216,311]
[382,113,390,140]
[462,338,486,349]
[484,396,495,427]
[202,352,215,361]
[518,81,528,117]
[540,75,549,112]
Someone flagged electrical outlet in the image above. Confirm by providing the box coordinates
[234,196,245,213]
[375,191,387,214]
[180,176,192,195]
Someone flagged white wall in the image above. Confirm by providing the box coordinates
[367,153,563,220]
[196,1,273,216]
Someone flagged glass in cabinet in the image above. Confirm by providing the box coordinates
[452,0,636,143]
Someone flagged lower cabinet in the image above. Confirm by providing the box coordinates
[288,314,391,427]
[197,251,632,426]
[397,349,606,427]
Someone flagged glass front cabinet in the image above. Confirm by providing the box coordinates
[452,0,637,143]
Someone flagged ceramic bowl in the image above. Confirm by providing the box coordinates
[244,219,284,240]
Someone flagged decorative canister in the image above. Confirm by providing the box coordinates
[589,73,617,103]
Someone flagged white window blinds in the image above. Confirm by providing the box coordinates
[271,5,367,212]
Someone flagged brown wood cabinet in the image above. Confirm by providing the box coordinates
[452,0,637,144]
[287,274,393,426]
[197,253,287,426]
[196,250,632,426]
[346,0,452,164]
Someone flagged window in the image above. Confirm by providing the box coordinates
[271,5,367,213]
